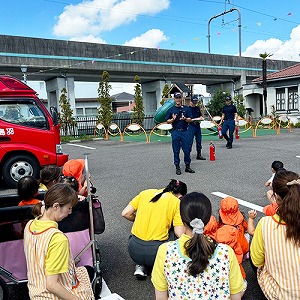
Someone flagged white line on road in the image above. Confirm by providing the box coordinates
[296,156,300,158]
[211,191,264,212]
[66,143,96,150]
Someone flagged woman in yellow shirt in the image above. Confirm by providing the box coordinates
[152,192,245,300]
[24,184,94,300]
[122,179,187,279]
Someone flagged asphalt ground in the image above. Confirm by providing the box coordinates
[3,129,300,299]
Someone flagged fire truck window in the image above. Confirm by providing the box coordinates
[0,102,47,129]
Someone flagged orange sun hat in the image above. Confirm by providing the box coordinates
[219,196,244,226]
[62,159,85,190]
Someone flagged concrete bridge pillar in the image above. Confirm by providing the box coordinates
[45,77,76,114]
[141,80,171,114]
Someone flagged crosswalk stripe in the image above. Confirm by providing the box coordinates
[211,191,263,212]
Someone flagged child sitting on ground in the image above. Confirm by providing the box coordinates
[263,161,285,216]
[215,196,250,279]
[247,210,257,236]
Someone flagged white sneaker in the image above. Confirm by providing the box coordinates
[134,265,147,278]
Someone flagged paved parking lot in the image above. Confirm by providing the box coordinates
[4,129,300,299]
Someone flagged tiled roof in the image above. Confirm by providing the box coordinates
[253,62,300,82]
[111,92,134,101]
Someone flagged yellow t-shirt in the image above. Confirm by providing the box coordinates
[152,234,244,295]
[38,183,48,191]
[30,218,69,275]
[130,189,183,241]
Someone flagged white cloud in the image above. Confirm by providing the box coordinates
[100,0,170,31]
[242,25,300,61]
[53,0,170,40]
[123,29,168,48]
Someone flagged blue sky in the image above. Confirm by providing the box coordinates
[1,0,300,96]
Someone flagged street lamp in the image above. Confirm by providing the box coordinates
[20,65,28,83]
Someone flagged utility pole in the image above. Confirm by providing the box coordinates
[259,53,273,116]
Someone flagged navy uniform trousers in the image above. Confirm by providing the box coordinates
[221,119,235,143]
[171,129,191,166]
[187,123,202,153]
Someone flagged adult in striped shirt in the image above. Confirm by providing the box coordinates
[251,170,300,300]
[24,184,95,300]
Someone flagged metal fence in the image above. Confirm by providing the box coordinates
[60,113,156,138]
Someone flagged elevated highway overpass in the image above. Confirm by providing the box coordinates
[0,35,297,113]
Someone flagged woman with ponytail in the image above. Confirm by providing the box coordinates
[152,192,245,300]
[122,179,187,279]
[251,170,300,299]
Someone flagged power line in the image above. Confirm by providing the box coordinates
[197,0,299,25]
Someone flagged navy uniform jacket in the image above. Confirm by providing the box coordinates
[165,105,191,131]
[188,106,202,126]
[222,104,237,120]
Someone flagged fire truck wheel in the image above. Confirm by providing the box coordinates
[0,276,9,300]
[2,155,40,188]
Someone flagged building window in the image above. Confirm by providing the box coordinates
[85,107,98,116]
[287,86,299,111]
[76,108,84,116]
[276,88,285,111]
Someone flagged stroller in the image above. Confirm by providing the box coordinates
[0,156,103,300]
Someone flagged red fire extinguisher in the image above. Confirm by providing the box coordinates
[218,126,223,139]
[210,142,215,161]
[235,125,240,139]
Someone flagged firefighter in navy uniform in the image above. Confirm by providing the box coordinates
[220,96,238,149]
[187,95,206,160]
[166,92,195,175]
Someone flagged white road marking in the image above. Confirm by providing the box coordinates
[66,143,96,150]
[296,156,300,158]
[211,191,264,212]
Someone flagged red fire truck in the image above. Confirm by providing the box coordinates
[0,75,68,187]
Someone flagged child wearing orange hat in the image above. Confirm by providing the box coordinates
[215,196,249,279]
[62,159,88,197]
[203,215,218,240]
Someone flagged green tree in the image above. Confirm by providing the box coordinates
[132,75,145,126]
[234,94,246,117]
[207,89,230,117]
[259,52,273,116]
[160,83,169,106]
[58,87,76,135]
[97,71,113,128]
